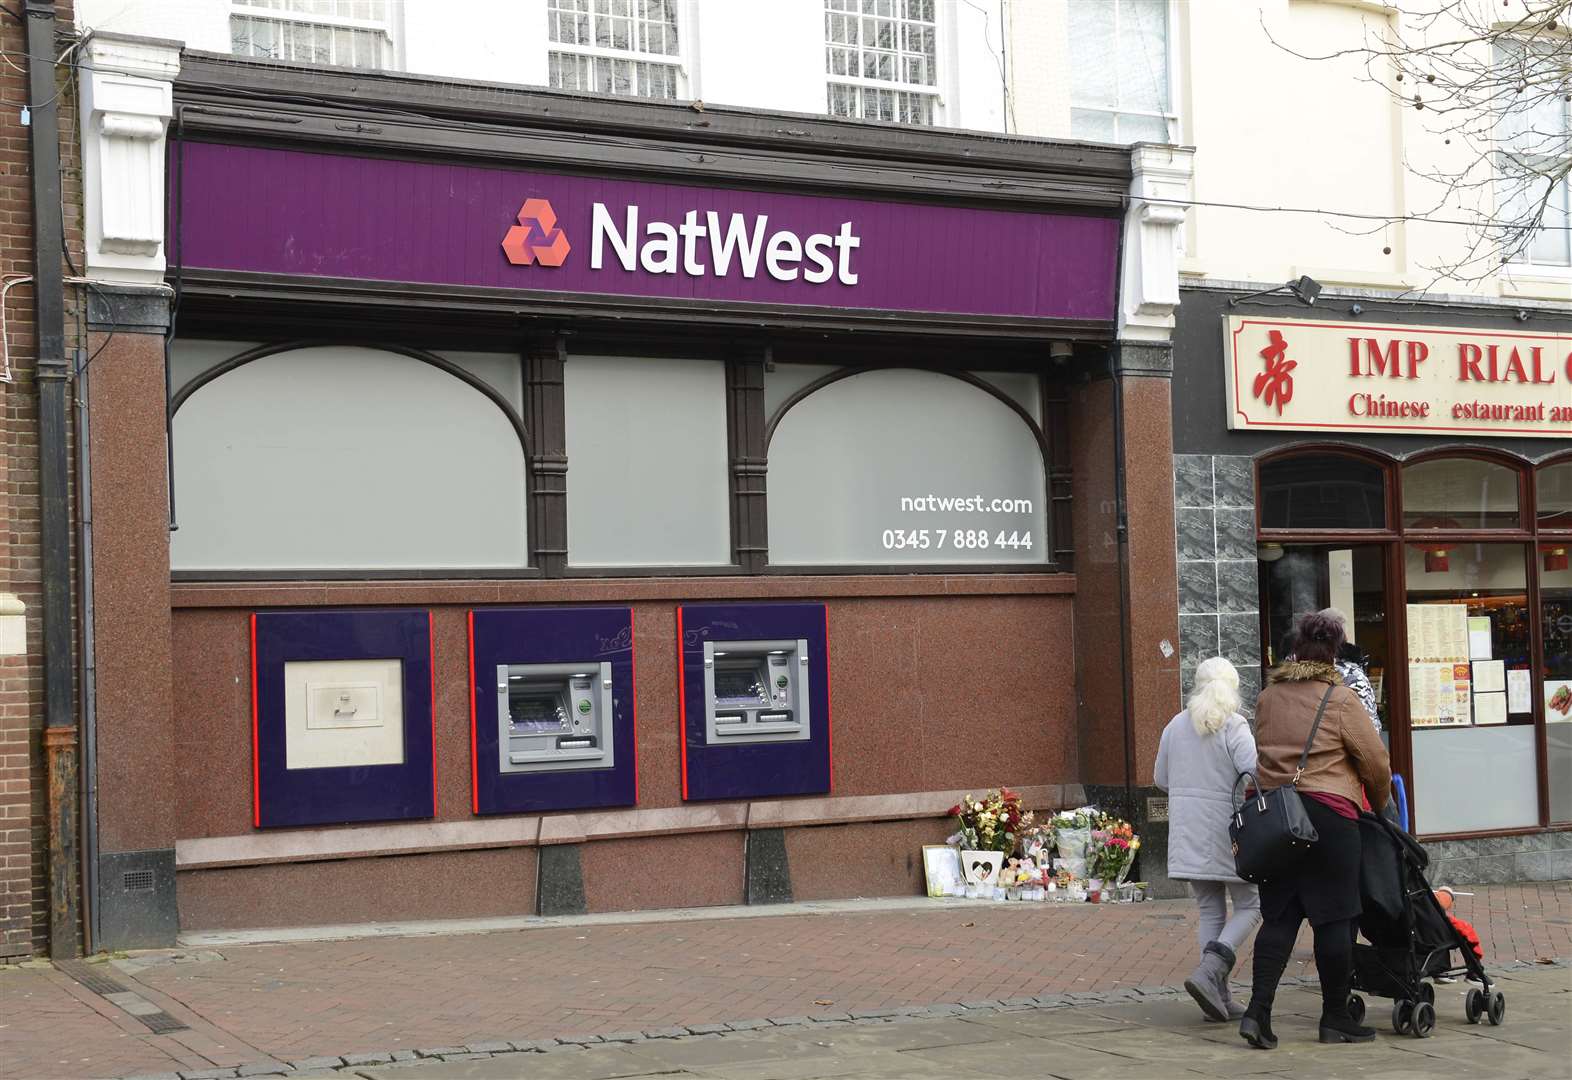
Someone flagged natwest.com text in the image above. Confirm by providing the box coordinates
[899,494,1035,514]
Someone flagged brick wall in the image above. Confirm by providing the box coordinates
[1,0,84,960]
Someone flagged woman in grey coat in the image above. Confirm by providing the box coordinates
[1154,656,1261,1022]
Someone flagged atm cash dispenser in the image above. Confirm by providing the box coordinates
[679,603,831,801]
[703,640,810,745]
[497,662,614,772]
[469,607,636,815]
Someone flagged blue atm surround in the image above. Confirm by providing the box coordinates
[251,608,435,829]
[469,606,637,815]
[678,602,831,801]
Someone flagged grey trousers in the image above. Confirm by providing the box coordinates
[1190,880,1262,955]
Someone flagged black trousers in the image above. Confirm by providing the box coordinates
[1250,890,1356,1018]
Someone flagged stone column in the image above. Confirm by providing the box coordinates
[77,34,182,949]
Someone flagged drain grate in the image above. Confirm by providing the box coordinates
[58,959,126,995]
[58,960,190,1034]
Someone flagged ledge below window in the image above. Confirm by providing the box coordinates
[170,573,1077,609]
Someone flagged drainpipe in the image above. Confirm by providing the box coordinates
[24,0,81,959]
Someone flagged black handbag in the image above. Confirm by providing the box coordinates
[1229,685,1334,885]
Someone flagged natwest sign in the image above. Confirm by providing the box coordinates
[175,143,1120,323]
[1224,316,1572,439]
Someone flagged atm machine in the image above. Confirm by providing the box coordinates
[679,603,830,801]
[497,662,614,773]
[703,639,810,745]
[470,607,636,814]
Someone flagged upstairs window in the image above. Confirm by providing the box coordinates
[230,0,396,70]
[825,0,940,125]
[1068,0,1174,143]
[548,0,683,100]
[1494,38,1572,268]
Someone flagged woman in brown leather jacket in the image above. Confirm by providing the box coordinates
[1240,612,1392,1050]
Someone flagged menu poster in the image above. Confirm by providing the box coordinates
[1410,662,1467,726]
[1474,692,1508,726]
[1548,680,1572,723]
[1508,669,1533,715]
[1405,604,1470,663]
[1467,617,1493,661]
[1409,662,1438,727]
[1473,660,1506,694]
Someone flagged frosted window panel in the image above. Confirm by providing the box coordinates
[1119,0,1170,114]
[975,371,1043,425]
[1070,108,1117,143]
[169,339,261,399]
[1540,462,1572,528]
[439,351,525,414]
[171,345,528,570]
[1412,726,1538,834]
[1402,458,1520,529]
[564,355,731,567]
[764,364,840,421]
[1068,0,1116,108]
[768,369,1048,565]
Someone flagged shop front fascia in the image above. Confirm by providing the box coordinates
[77,43,1194,946]
[1171,284,1572,882]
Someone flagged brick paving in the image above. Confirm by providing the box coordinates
[0,881,1567,1079]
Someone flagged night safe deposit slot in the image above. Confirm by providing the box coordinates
[703,639,810,745]
[496,662,614,773]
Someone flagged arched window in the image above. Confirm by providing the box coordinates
[1258,452,1387,530]
[171,344,528,571]
[1402,456,1522,530]
[766,368,1048,566]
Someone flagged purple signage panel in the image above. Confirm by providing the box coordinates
[176,142,1120,322]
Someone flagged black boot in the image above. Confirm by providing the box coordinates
[1318,970,1375,1043]
[1239,1001,1277,1050]
[1318,1002,1376,1043]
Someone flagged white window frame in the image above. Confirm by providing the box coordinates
[1067,0,1180,145]
[823,0,947,127]
[1495,35,1572,276]
[229,1,400,70]
[546,0,690,101]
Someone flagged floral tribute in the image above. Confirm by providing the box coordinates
[947,788,1032,855]
[1090,818,1140,884]
[936,794,1145,904]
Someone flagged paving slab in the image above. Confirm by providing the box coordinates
[360,1046,681,1080]
[781,1015,1000,1053]
[619,1032,841,1072]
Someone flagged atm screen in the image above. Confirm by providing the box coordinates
[508,689,564,731]
[713,667,763,703]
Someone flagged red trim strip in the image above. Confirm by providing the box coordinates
[249,613,260,828]
[823,605,833,794]
[429,611,438,816]
[630,608,640,806]
[676,605,688,801]
[467,610,478,815]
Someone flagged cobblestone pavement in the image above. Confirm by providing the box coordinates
[0,882,1567,1080]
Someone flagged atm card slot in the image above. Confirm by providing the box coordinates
[758,712,792,724]
[715,714,745,725]
[558,738,595,749]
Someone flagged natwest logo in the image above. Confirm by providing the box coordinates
[502,199,571,267]
[591,204,860,284]
[499,196,862,286]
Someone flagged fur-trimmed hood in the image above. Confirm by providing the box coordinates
[1267,659,1343,686]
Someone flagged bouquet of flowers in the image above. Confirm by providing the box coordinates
[947,788,1033,856]
[1090,818,1140,885]
[1049,806,1100,877]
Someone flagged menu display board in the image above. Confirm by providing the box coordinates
[1406,605,1473,727]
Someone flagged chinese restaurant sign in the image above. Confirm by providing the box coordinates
[175,142,1121,322]
[1224,316,1572,439]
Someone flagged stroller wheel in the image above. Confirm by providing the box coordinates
[1347,994,1365,1024]
[1417,982,1435,1007]
[1411,1001,1435,1038]
[1465,987,1485,1024]
[1487,990,1506,1026]
[1392,998,1414,1035]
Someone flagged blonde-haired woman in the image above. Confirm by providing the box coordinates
[1154,657,1261,1022]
